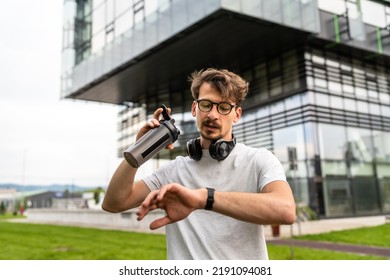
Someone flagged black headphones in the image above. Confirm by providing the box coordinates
[186,136,236,161]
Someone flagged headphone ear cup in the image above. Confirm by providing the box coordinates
[187,138,202,161]
[209,138,236,161]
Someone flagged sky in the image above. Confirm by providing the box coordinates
[0,1,122,187]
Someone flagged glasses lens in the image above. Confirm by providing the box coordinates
[198,100,212,112]
[218,102,232,115]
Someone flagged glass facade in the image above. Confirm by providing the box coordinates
[62,0,390,218]
[114,45,390,217]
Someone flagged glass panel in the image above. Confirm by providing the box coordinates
[284,161,307,178]
[304,122,318,159]
[241,0,262,17]
[373,131,390,162]
[348,12,366,41]
[376,164,390,179]
[342,84,354,94]
[270,77,282,97]
[115,0,132,16]
[145,0,158,17]
[314,78,327,89]
[381,105,390,117]
[107,0,114,24]
[355,86,367,98]
[282,0,300,28]
[91,30,105,54]
[328,81,342,94]
[257,106,270,118]
[115,9,133,37]
[356,101,368,114]
[379,179,390,213]
[346,127,373,162]
[285,94,301,110]
[315,93,329,107]
[369,103,380,115]
[330,95,343,110]
[94,0,105,9]
[92,4,105,36]
[361,0,387,28]
[322,160,347,176]
[270,101,284,115]
[263,0,282,22]
[352,178,380,215]
[344,98,356,111]
[286,178,309,205]
[349,162,374,176]
[273,124,305,162]
[318,124,347,160]
[324,179,353,217]
[318,0,345,14]
[379,92,390,103]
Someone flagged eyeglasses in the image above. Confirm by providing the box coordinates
[196,99,237,115]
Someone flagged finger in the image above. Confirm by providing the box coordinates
[166,143,174,150]
[139,191,159,210]
[150,216,172,230]
[156,184,176,201]
[153,108,163,119]
[155,185,171,202]
[137,204,160,221]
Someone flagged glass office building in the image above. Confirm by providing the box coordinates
[62,0,390,218]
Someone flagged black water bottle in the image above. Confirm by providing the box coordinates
[123,105,180,168]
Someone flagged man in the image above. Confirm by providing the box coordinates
[102,68,296,259]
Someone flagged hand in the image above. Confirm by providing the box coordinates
[136,183,206,230]
[136,107,174,150]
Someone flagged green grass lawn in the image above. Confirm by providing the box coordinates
[293,224,390,248]
[0,222,166,260]
[0,219,389,260]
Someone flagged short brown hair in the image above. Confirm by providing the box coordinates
[189,68,249,106]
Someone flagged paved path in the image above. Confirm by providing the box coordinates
[268,239,390,258]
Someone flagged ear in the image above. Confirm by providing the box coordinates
[233,106,242,123]
[191,100,197,117]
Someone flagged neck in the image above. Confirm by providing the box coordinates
[200,134,234,149]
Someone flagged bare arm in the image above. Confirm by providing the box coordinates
[212,180,296,225]
[101,160,150,212]
[102,107,174,213]
[137,181,296,230]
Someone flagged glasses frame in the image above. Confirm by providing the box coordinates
[196,99,237,115]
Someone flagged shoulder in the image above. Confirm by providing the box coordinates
[234,143,275,158]
[232,143,282,168]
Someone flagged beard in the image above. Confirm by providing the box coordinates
[199,119,223,141]
[200,131,222,141]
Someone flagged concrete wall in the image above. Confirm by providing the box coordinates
[25,208,166,234]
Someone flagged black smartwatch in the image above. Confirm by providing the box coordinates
[205,187,215,210]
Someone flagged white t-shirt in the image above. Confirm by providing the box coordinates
[143,143,287,260]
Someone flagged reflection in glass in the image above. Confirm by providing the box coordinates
[324,179,353,217]
[379,179,390,213]
[373,131,390,162]
[273,124,305,162]
[352,178,380,215]
[322,160,347,176]
[346,127,373,162]
[318,124,347,160]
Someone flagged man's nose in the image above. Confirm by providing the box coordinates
[207,105,219,119]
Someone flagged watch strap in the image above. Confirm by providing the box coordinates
[205,187,215,210]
